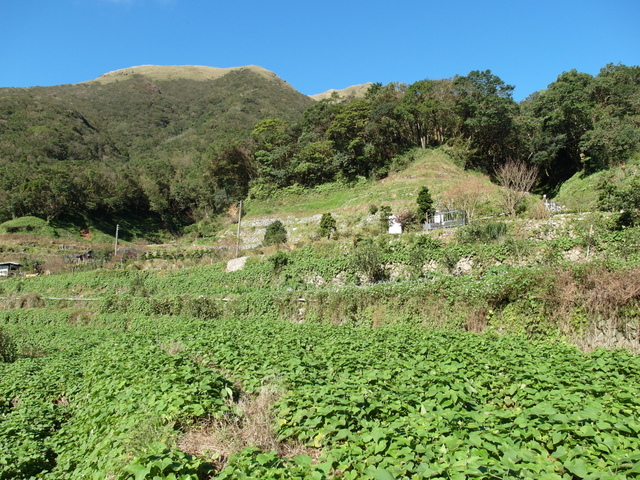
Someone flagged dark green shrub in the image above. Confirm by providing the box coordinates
[417,186,435,219]
[318,213,337,239]
[263,220,287,246]
[378,206,392,233]
[268,251,290,273]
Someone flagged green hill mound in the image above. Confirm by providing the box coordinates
[222,148,502,247]
[0,216,57,236]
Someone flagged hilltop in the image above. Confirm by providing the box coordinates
[0,64,314,159]
[89,65,282,85]
[310,82,373,101]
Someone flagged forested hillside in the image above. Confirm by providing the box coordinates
[0,63,638,237]
[0,66,314,231]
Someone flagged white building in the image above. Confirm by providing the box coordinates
[0,262,21,277]
[388,216,402,234]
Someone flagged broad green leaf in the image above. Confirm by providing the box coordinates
[371,467,395,480]
[293,454,312,466]
[564,459,589,478]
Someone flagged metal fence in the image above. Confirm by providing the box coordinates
[424,210,467,230]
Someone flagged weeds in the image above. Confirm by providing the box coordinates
[0,327,17,362]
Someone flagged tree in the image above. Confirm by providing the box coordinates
[580,64,640,172]
[291,141,335,187]
[598,175,640,228]
[263,220,287,246]
[454,70,519,171]
[526,69,595,185]
[398,79,459,149]
[580,117,640,172]
[203,142,257,212]
[495,160,538,217]
[416,186,435,219]
[325,100,379,179]
[318,213,337,239]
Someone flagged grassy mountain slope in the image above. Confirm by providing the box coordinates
[228,148,502,247]
[554,154,640,212]
[310,82,373,101]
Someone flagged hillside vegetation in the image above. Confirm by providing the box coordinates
[0,65,313,232]
[1,63,640,480]
[1,63,639,238]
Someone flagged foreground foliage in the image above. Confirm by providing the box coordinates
[1,311,640,479]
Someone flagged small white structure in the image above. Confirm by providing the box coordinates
[388,216,403,234]
[0,262,21,277]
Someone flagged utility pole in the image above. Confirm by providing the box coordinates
[114,224,119,257]
[235,201,242,258]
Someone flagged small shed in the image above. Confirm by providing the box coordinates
[0,262,21,277]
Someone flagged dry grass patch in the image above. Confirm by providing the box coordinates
[91,65,275,84]
[1,293,45,310]
[178,385,320,470]
[544,265,640,351]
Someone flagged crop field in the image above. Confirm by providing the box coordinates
[1,310,640,479]
[2,219,640,479]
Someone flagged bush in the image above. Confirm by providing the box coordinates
[395,210,421,232]
[268,251,290,274]
[599,175,640,229]
[350,239,388,283]
[0,327,17,362]
[416,186,435,219]
[263,220,287,246]
[378,206,392,233]
[318,213,337,239]
[457,222,507,243]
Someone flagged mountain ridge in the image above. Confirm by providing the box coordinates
[88,64,282,84]
[86,64,370,100]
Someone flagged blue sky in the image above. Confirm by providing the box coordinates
[2,0,638,101]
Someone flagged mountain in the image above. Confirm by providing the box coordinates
[0,65,315,163]
[310,83,373,101]
[0,65,319,232]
